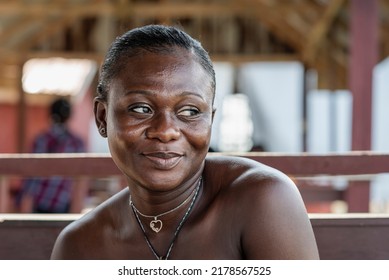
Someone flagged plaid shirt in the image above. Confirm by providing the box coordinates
[22,124,85,213]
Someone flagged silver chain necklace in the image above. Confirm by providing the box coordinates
[129,180,199,233]
[129,177,202,260]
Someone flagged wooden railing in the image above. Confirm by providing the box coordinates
[2,151,389,176]
[1,152,389,212]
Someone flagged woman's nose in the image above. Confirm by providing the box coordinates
[145,112,181,142]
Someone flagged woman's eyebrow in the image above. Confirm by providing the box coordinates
[124,90,153,96]
[180,91,206,101]
[124,89,206,101]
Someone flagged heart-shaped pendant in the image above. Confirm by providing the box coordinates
[150,219,163,233]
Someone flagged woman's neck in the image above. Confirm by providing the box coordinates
[127,171,203,218]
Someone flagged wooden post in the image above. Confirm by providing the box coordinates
[17,59,26,153]
[350,0,378,150]
[347,0,378,212]
[0,176,9,213]
[302,66,308,152]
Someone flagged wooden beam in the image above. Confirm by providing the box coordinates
[0,16,36,47]
[0,50,300,65]
[0,2,244,18]
[0,77,18,88]
[0,152,388,177]
[2,22,44,50]
[0,1,309,52]
[240,0,306,51]
[211,53,301,64]
[0,51,104,64]
[0,0,324,58]
[303,0,346,65]
[17,17,74,51]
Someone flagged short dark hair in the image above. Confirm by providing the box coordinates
[97,24,216,102]
[50,98,71,123]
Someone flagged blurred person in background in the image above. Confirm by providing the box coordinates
[19,98,87,213]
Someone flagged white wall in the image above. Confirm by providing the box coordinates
[209,63,235,151]
[238,62,304,152]
[371,57,389,205]
[307,90,352,153]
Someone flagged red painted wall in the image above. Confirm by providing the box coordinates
[0,90,94,153]
[23,104,51,152]
[0,104,19,153]
[68,90,94,152]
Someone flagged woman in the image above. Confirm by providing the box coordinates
[51,25,319,260]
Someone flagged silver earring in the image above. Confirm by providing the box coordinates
[99,127,106,135]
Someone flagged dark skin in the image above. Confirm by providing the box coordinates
[51,47,319,260]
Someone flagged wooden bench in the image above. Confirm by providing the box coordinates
[1,214,389,260]
[310,214,389,259]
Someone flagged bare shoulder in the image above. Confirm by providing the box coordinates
[204,155,295,193]
[51,188,129,259]
[204,155,319,259]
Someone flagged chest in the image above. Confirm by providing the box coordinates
[88,187,245,260]
[108,229,240,260]
[96,207,241,260]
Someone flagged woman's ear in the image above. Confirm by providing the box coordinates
[211,107,216,124]
[94,97,108,138]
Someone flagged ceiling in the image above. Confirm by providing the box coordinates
[1,0,388,103]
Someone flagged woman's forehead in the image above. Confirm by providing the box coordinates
[109,50,213,99]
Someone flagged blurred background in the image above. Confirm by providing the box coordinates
[0,0,388,214]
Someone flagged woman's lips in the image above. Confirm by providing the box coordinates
[143,152,183,170]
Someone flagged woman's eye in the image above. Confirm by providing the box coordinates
[130,105,152,114]
[178,107,200,117]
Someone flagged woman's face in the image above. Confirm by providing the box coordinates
[96,48,214,191]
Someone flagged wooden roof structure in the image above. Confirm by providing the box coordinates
[0,0,388,103]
